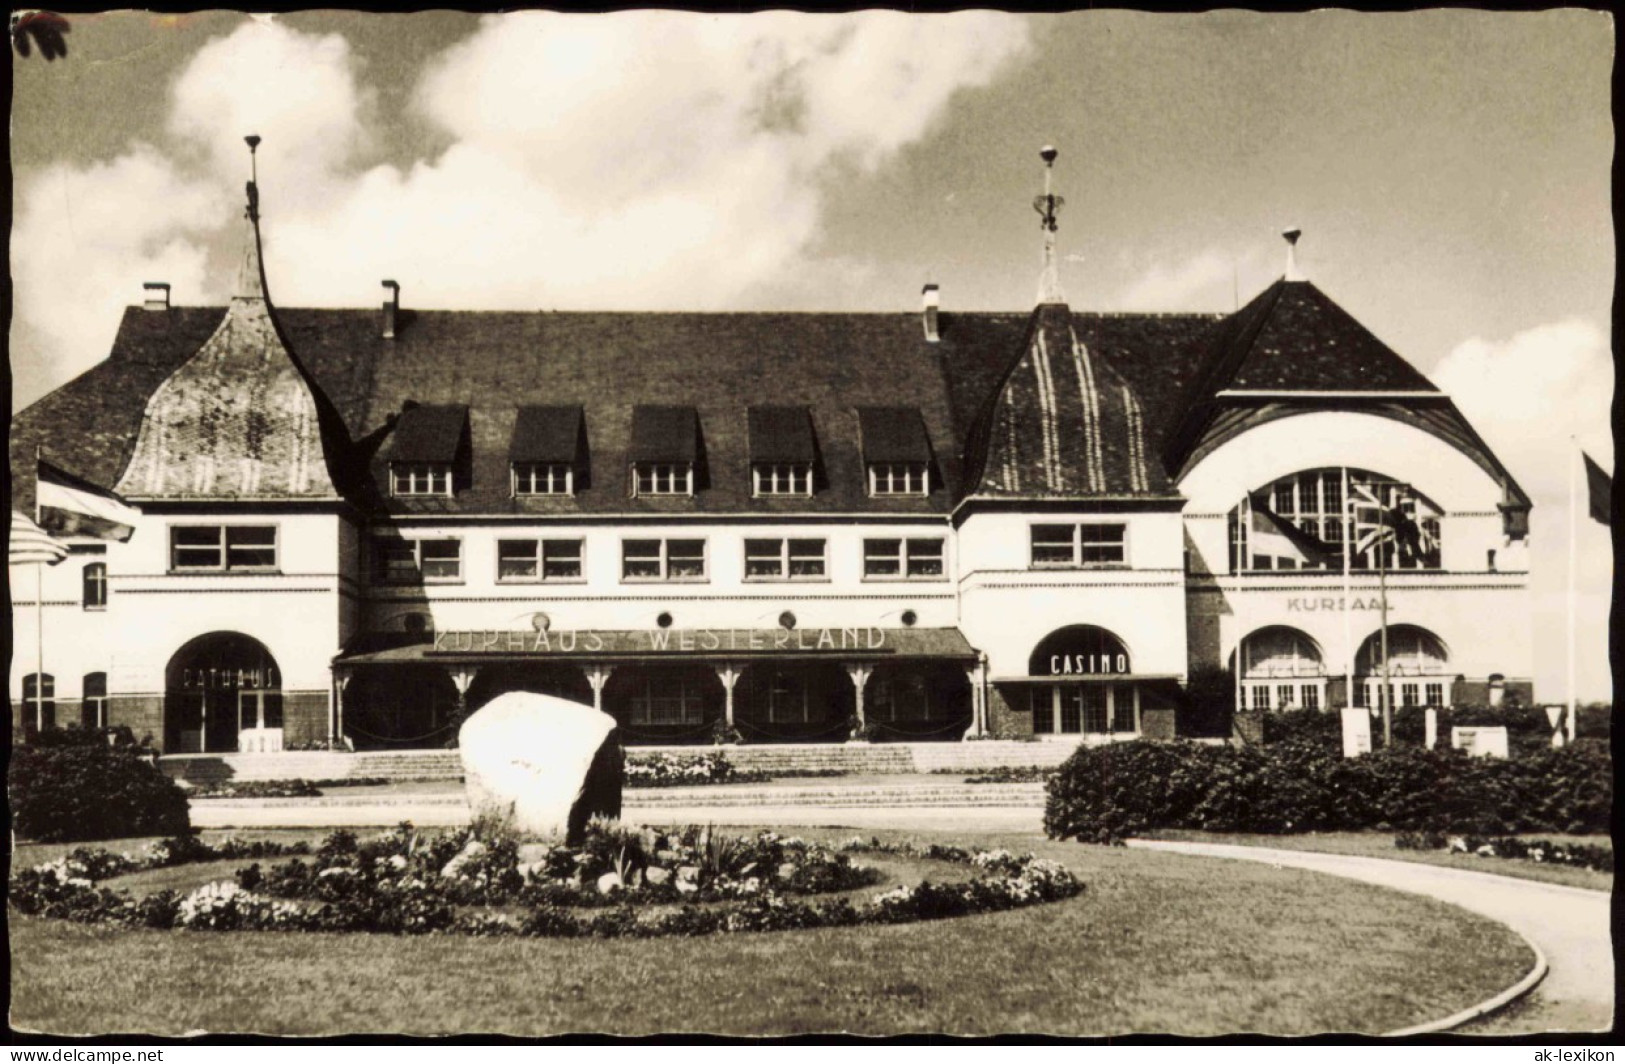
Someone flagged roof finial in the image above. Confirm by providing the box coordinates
[1282,227,1303,282]
[236,134,265,300]
[1034,145,1066,305]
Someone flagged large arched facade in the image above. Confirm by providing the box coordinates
[1232,626,1327,711]
[163,632,282,753]
[1353,624,1453,709]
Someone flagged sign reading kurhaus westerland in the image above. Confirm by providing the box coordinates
[431,627,891,655]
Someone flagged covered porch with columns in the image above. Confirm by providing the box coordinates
[331,626,986,747]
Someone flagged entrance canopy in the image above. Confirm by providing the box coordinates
[335,625,977,667]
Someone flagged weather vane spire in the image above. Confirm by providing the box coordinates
[236,134,265,299]
[1282,227,1303,282]
[1034,145,1066,305]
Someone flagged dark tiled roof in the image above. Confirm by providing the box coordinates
[509,405,583,464]
[387,404,469,463]
[959,304,1178,499]
[1163,280,1441,473]
[629,405,699,464]
[12,284,1511,518]
[857,407,933,464]
[747,406,816,464]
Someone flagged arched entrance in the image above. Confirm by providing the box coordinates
[1026,626,1138,736]
[735,662,854,744]
[1232,626,1327,711]
[604,664,724,745]
[1354,625,1451,709]
[866,661,971,741]
[344,666,460,751]
[164,633,282,753]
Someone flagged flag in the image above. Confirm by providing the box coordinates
[1583,452,1612,526]
[37,459,139,541]
[1351,480,1438,566]
[9,510,69,567]
[1247,495,1337,567]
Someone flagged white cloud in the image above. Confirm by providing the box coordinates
[11,12,1031,385]
[1431,318,1613,502]
[1431,319,1615,703]
[1106,247,1268,312]
[11,146,228,391]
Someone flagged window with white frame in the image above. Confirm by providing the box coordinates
[22,673,55,730]
[1030,523,1128,568]
[633,463,693,497]
[863,537,944,579]
[497,538,584,581]
[752,463,813,497]
[1230,468,1442,572]
[867,462,929,497]
[512,463,573,496]
[622,538,706,581]
[373,537,462,584]
[744,538,826,580]
[170,526,278,572]
[390,463,453,497]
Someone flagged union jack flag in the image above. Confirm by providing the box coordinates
[1350,480,1438,566]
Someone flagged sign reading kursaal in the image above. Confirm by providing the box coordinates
[433,627,890,655]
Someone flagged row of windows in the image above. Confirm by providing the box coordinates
[19,673,107,731]
[370,536,950,584]
[392,460,933,500]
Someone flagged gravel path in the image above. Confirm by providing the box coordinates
[1126,839,1613,1035]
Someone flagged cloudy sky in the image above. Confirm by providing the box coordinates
[9,10,1614,700]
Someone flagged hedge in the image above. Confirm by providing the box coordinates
[1043,738,1612,844]
[10,742,191,843]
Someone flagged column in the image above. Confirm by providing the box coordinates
[448,666,479,731]
[714,664,741,728]
[584,665,615,713]
[847,664,873,739]
[964,660,987,739]
[333,670,351,748]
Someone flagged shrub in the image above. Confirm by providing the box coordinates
[1044,738,1612,843]
[9,744,191,842]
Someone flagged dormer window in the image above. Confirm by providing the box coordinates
[857,407,934,499]
[748,406,817,499]
[387,404,469,499]
[391,463,453,497]
[634,462,694,497]
[629,405,700,499]
[513,463,573,496]
[753,463,813,497]
[868,462,929,497]
[510,405,585,498]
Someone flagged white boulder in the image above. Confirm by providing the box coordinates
[459,691,621,842]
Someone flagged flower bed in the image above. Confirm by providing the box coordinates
[9,824,1082,939]
[1394,831,1613,873]
[623,751,775,787]
[184,778,392,799]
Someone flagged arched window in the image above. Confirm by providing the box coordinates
[82,672,107,729]
[1237,627,1326,711]
[1230,468,1442,573]
[82,562,107,609]
[22,673,56,731]
[1354,625,1451,709]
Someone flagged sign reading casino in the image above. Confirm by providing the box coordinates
[431,626,890,655]
[1028,625,1133,676]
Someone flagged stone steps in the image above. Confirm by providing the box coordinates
[161,740,1083,783]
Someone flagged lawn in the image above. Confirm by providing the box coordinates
[1145,830,1612,892]
[9,826,1537,1037]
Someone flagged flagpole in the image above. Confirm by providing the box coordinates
[1567,437,1578,738]
[1342,467,1354,712]
[35,445,47,733]
[1378,486,1392,748]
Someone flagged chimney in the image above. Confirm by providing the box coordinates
[381,279,400,339]
[1282,228,1303,282]
[142,282,171,311]
[922,283,940,343]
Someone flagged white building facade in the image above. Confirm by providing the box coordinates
[9,173,1533,753]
